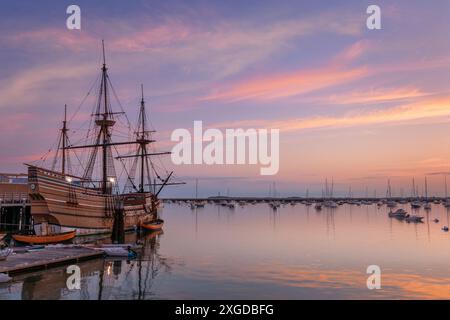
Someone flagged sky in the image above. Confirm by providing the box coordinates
[1,0,450,197]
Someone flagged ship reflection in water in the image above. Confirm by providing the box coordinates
[1,202,450,299]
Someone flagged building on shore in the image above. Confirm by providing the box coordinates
[0,173,31,232]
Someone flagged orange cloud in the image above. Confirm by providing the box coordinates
[324,87,429,105]
[209,95,450,132]
[203,66,369,102]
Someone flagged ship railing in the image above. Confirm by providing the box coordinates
[0,192,30,204]
[0,222,33,228]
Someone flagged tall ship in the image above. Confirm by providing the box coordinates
[23,43,179,238]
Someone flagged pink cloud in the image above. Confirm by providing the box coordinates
[2,28,98,52]
[201,41,370,102]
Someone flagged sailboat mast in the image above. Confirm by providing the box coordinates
[445,176,448,199]
[387,179,392,198]
[195,178,198,199]
[331,178,334,199]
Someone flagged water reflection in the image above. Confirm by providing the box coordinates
[0,203,449,299]
[96,231,170,300]
[0,231,169,300]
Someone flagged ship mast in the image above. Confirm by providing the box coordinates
[65,41,134,194]
[61,104,68,175]
[139,85,147,193]
[64,41,183,195]
[116,85,182,194]
[101,40,109,193]
[52,104,70,175]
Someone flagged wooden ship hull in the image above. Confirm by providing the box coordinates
[28,166,158,236]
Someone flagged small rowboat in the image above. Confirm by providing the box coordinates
[12,231,76,245]
[141,219,164,231]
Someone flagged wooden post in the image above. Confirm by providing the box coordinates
[18,207,23,231]
[111,196,124,244]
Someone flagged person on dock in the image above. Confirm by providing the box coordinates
[127,246,137,259]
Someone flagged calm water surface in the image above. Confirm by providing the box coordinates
[1,202,449,299]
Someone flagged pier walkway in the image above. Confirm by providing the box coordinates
[0,247,103,275]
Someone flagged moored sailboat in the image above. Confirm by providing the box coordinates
[443,176,450,208]
[423,177,431,211]
[386,179,397,208]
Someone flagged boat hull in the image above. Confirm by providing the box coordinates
[12,231,76,245]
[27,166,159,236]
[141,220,164,231]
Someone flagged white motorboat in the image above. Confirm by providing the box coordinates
[94,246,137,258]
[0,248,13,261]
[0,273,12,283]
[324,200,338,208]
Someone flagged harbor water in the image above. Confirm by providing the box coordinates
[1,202,449,299]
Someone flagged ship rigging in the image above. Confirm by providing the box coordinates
[21,41,183,239]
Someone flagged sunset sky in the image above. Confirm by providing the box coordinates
[2,0,450,197]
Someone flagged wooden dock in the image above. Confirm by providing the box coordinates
[0,247,104,276]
